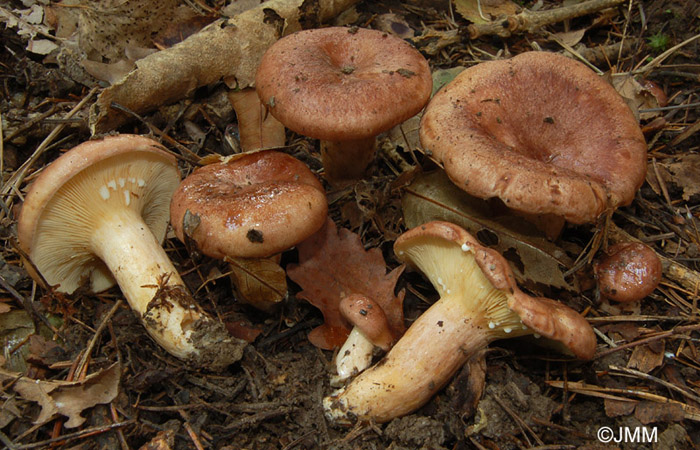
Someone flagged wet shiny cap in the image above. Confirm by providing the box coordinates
[170,150,328,259]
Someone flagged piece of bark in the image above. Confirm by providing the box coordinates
[89,0,360,134]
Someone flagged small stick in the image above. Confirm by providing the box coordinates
[0,87,97,219]
[608,365,700,405]
[467,0,625,39]
[74,300,123,379]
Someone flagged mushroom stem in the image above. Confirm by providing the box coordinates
[332,327,376,387]
[227,88,286,151]
[91,208,237,366]
[321,137,376,183]
[324,290,498,424]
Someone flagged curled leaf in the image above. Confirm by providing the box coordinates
[0,362,121,428]
[402,171,577,292]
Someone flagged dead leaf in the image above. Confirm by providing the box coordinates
[0,362,121,428]
[227,256,287,312]
[374,13,414,39]
[658,155,700,201]
[635,401,685,424]
[402,171,577,292]
[607,73,665,121]
[548,28,586,47]
[77,0,182,61]
[454,0,520,25]
[627,342,665,373]
[225,320,264,343]
[287,218,405,350]
[605,398,637,417]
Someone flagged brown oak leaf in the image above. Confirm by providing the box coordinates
[287,218,405,350]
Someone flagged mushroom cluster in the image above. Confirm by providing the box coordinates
[17,135,246,370]
[256,26,432,182]
[324,221,596,424]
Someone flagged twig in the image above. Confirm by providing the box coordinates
[12,421,134,449]
[608,365,700,405]
[546,380,700,421]
[492,394,544,447]
[635,33,700,76]
[0,87,98,219]
[467,0,625,39]
[75,299,123,378]
[183,422,206,450]
[595,323,700,359]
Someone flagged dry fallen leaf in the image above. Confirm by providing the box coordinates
[228,256,287,312]
[0,362,121,428]
[607,73,666,121]
[287,218,405,350]
[402,171,577,292]
[627,342,665,373]
[77,0,183,61]
[454,0,520,25]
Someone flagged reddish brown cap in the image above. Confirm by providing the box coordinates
[420,52,647,224]
[394,221,596,360]
[340,294,394,351]
[594,242,662,303]
[255,27,432,141]
[170,150,327,259]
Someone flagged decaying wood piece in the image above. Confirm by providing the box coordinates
[467,0,625,40]
[89,0,360,134]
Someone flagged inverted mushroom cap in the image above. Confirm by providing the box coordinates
[255,27,432,141]
[394,221,596,360]
[420,51,647,224]
[18,134,180,294]
[170,150,328,259]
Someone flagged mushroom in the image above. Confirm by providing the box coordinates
[170,150,328,260]
[594,242,662,303]
[255,27,432,183]
[420,51,647,236]
[324,220,596,424]
[17,135,245,369]
[333,293,395,386]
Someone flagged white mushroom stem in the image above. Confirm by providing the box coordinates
[227,88,286,151]
[91,207,229,363]
[331,293,395,386]
[321,137,376,182]
[323,240,528,424]
[331,327,376,387]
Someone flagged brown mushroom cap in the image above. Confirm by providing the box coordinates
[255,27,432,141]
[340,294,394,351]
[18,134,179,294]
[170,150,327,259]
[594,242,662,303]
[420,52,647,224]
